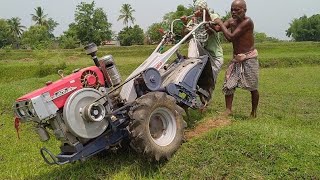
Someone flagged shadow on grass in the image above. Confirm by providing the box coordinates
[26,107,211,179]
[28,147,165,179]
[26,109,208,180]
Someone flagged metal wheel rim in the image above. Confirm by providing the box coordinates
[149,107,177,146]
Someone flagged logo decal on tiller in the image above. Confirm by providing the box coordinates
[155,61,163,69]
[51,87,77,100]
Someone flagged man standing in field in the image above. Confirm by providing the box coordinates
[214,0,259,117]
[191,0,224,75]
[181,0,224,106]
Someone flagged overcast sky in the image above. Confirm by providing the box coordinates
[0,0,319,40]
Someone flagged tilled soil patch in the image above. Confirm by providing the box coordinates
[185,116,232,140]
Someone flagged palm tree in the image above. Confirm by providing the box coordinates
[117,4,135,27]
[31,6,48,26]
[7,17,25,38]
[188,2,195,10]
[7,17,26,48]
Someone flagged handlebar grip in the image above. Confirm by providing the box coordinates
[208,21,217,25]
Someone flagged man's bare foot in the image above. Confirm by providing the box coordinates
[250,111,257,118]
[221,109,233,117]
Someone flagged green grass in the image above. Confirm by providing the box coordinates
[0,42,319,179]
[160,66,320,179]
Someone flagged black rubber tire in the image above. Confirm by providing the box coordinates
[128,92,186,161]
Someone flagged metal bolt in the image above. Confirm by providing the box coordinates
[150,75,155,83]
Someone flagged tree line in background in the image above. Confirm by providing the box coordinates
[0,2,319,49]
[286,14,320,41]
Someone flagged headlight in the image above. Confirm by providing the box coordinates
[14,100,36,122]
[14,93,59,122]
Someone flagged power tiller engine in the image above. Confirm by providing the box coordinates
[13,43,128,164]
[13,10,217,165]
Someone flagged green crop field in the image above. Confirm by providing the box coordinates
[0,42,319,179]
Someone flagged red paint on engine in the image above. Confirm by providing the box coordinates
[16,66,105,109]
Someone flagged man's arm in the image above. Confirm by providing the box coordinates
[215,18,253,41]
[180,16,193,37]
[211,20,230,32]
[207,13,230,33]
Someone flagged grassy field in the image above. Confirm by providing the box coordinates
[0,42,319,179]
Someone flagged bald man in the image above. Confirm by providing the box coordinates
[214,0,259,118]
